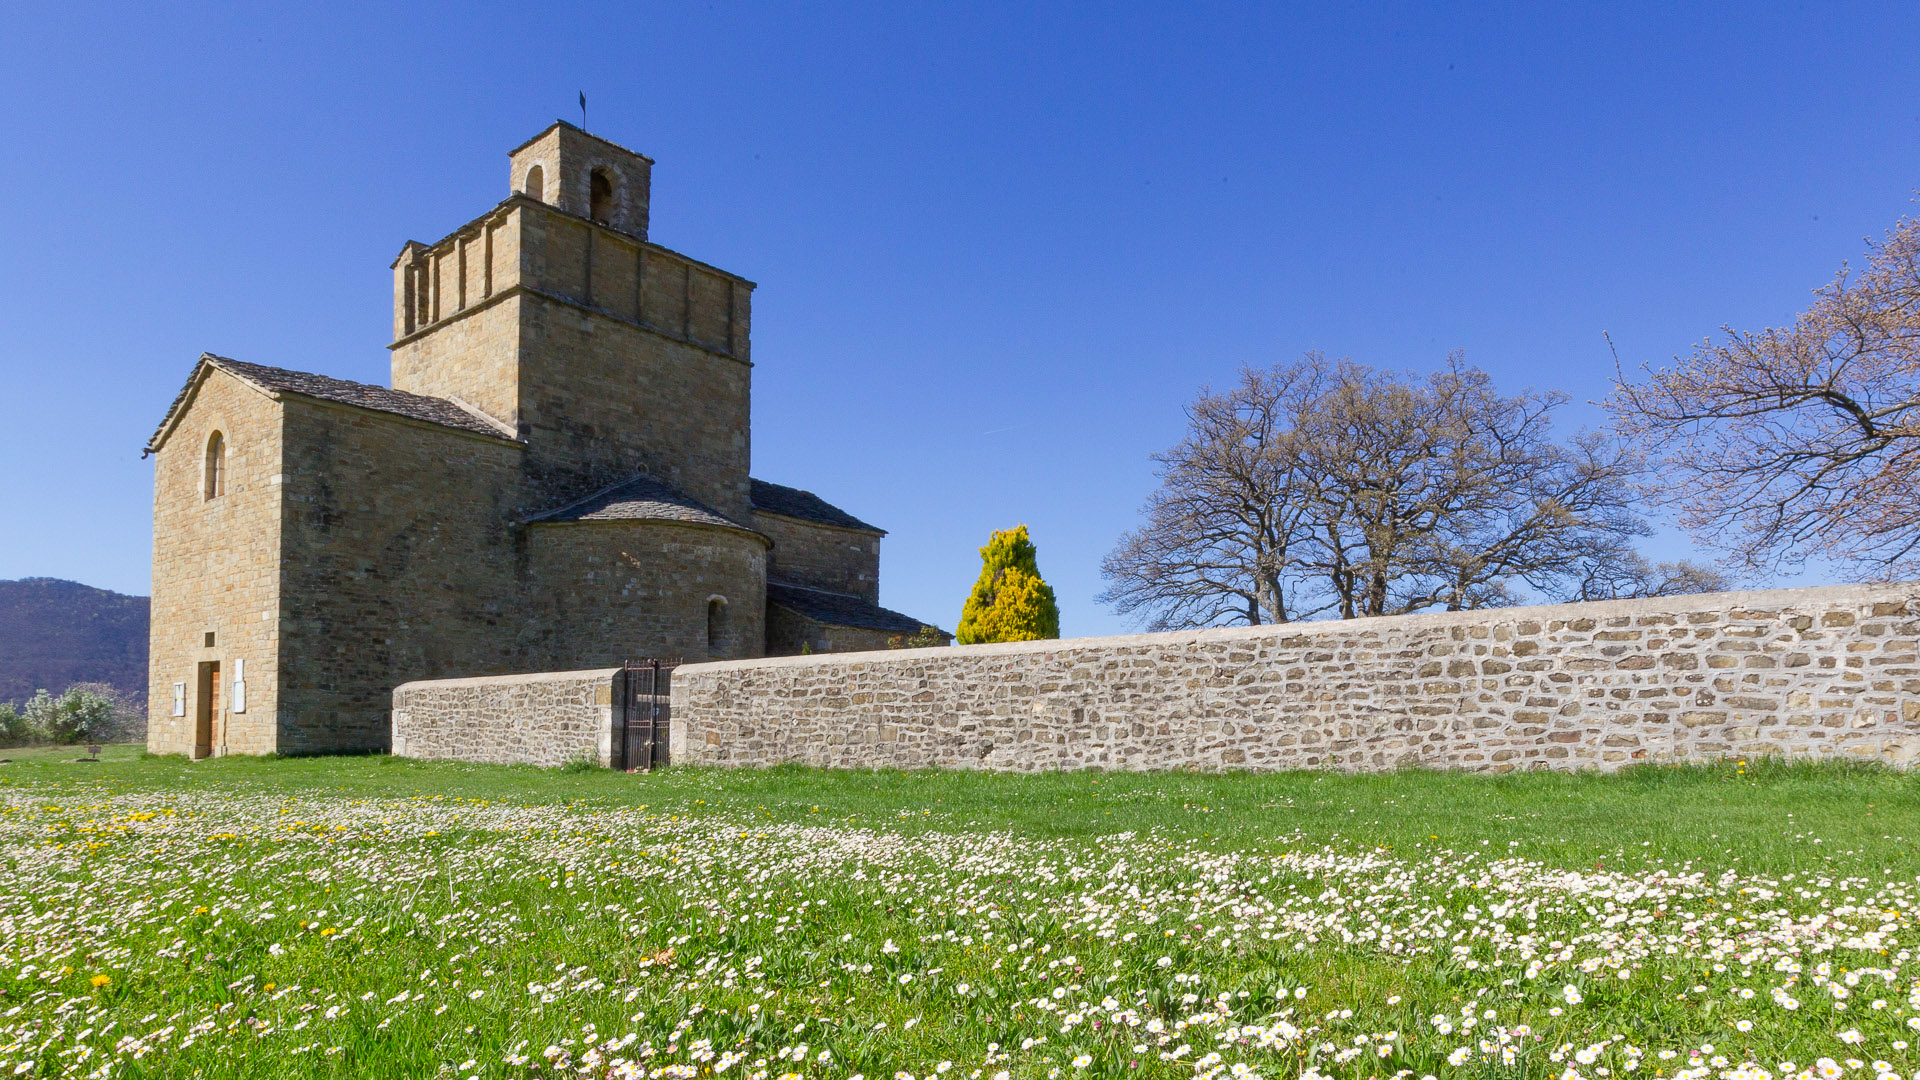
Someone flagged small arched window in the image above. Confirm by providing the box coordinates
[523,163,545,201]
[706,596,728,655]
[590,169,614,223]
[204,432,226,500]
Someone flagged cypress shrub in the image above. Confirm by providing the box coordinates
[956,525,1061,644]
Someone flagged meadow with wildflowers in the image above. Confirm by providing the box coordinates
[0,748,1915,1080]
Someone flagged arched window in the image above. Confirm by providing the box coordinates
[523,163,545,201]
[706,596,728,655]
[204,432,226,500]
[590,169,614,223]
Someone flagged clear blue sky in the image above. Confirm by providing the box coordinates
[4,3,1919,636]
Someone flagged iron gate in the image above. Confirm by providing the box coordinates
[619,659,677,771]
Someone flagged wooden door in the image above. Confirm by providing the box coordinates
[195,661,220,759]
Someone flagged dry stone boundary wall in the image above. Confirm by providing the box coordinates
[392,668,621,767]
[671,584,1920,773]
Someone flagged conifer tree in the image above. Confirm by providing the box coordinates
[956,525,1061,644]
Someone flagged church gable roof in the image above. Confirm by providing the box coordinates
[749,479,884,534]
[527,473,762,537]
[766,580,932,635]
[146,354,517,453]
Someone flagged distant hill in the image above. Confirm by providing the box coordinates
[0,579,149,707]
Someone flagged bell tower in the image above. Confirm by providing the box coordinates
[508,121,652,240]
[387,123,755,521]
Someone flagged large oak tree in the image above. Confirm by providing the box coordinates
[1101,354,1719,629]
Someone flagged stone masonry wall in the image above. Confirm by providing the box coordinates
[147,368,284,757]
[526,519,768,666]
[765,605,899,657]
[390,291,525,427]
[754,512,881,604]
[515,287,753,519]
[392,668,624,767]
[673,584,1920,774]
[276,398,526,754]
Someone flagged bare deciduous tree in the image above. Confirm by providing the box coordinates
[1296,358,1648,617]
[1606,215,1920,578]
[1101,354,1678,629]
[1564,543,1732,602]
[1098,361,1330,629]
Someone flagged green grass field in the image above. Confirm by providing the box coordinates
[0,749,1915,1080]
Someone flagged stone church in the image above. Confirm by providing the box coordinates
[144,122,944,758]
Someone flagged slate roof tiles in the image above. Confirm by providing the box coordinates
[148,354,513,451]
[749,479,882,534]
[765,580,930,635]
[525,474,757,534]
